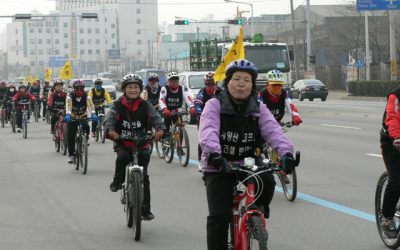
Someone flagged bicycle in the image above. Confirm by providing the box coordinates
[264,122,300,202]
[0,100,7,128]
[33,100,40,122]
[20,102,30,139]
[10,102,16,133]
[54,109,67,155]
[72,118,90,174]
[94,108,106,143]
[118,132,153,241]
[157,110,190,167]
[375,171,400,248]
[225,155,300,249]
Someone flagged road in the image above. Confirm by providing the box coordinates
[0,98,391,249]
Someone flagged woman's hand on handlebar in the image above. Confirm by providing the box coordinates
[107,130,119,141]
[154,129,164,142]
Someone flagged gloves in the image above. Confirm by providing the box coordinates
[207,152,228,170]
[107,130,119,141]
[393,138,400,152]
[64,114,71,123]
[292,115,302,126]
[154,129,164,142]
[281,153,296,175]
[190,107,196,116]
[163,109,171,118]
[91,113,98,123]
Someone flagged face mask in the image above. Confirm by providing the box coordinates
[268,85,283,95]
[96,85,102,91]
[205,86,216,96]
[75,89,84,97]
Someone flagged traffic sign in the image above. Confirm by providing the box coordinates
[356,0,400,11]
[48,56,67,67]
[355,59,364,68]
[108,49,120,59]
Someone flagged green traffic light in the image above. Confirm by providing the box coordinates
[184,20,189,25]
[236,19,243,25]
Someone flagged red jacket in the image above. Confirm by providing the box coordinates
[13,92,35,111]
[385,93,400,139]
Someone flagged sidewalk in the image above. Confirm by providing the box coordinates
[328,90,387,102]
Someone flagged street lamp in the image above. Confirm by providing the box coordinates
[174,16,200,40]
[224,0,254,38]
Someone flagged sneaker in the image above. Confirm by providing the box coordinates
[17,128,22,133]
[380,217,398,238]
[110,182,122,192]
[143,212,155,221]
[198,163,202,173]
[67,156,75,164]
[284,175,291,184]
[91,132,96,138]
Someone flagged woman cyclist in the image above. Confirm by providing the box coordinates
[199,59,297,250]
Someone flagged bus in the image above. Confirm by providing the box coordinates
[221,42,292,90]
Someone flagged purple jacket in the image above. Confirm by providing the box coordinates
[199,94,294,172]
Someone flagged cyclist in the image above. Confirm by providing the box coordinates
[40,81,51,121]
[258,69,302,125]
[13,84,36,133]
[104,73,165,221]
[159,71,195,136]
[194,71,222,172]
[144,73,162,110]
[29,80,41,119]
[88,79,113,137]
[47,80,67,138]
[3,84,17,121]
[379,87,400,238]
[199,59,296,249]
[64,79,97,164]
[0,81,7,101]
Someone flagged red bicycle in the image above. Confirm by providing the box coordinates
[54,109,68,155]
[227,154,300,250]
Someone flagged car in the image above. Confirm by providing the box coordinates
[83,79,94,94]
[291,79,328,101]
[179,71,209,124]
[101,79,117,100]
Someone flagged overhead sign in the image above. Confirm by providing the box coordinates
[356,0,400,11]
[48,56,67,67]
[108,49,120,59]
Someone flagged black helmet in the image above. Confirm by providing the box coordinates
[121,74,143,91]
[148,73,159,81]
[94,79,103,85]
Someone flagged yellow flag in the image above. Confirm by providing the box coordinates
[214,27,245,82]
[45,68,52,82]
[59,60,73,80]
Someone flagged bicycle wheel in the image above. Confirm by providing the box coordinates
[61,126,68,155]
[247,215,268,250]
[0,109,5,128]
[155,138,165,159]
[34,105,39,122]
[11,112,16,133]
[81,136,88,174]
[375,172,400,248]
[279,169,298,201]
[177,127,190,167]
[75,138,81,171]
[54,128,60,152]
[131,170,143,241]
[23,118,27,139]
[164,134,174,164]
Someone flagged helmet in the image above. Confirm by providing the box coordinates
[266,70,284,84]
[148,73,159,81]
[167,72,179,81]
[53,80,64,87]
[7,84,16,89]
[121,73,143,91]
[0,81,6,87]
[225,59,258,81]
[204,72,215,83]
[18,84,28,90]
[72,79,84,88]
[94,79,103,85]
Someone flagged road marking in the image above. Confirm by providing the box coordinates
[365,153,382,158]
[320,124,362,130]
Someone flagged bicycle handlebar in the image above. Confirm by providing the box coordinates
[118,131,154,143]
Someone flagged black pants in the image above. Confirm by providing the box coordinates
[204,171,276,250]
[50,110,62,133]
[16,110,30,128]
[31,100,41,118]
[67,120,90,157]
[197,116,201,161]
[164,114,178,133]
[381,134,400,218]
[42,100,47,117]
[113,146,152,214]
[91,106,105,133]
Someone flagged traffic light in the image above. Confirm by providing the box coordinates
[309,55,316,64]
[174,19,190,25]
[227,19,243,25]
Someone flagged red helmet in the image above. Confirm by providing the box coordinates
[73,79,84,88]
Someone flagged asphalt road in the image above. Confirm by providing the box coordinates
[0,98,392,250]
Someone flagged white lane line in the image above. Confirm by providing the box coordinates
[320,124,362,130]
[365,153,382,158]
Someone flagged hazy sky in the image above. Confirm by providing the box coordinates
[0,0,352,31]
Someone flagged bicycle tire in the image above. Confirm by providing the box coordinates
[155,138,165,159]
[279,169,298,201]
[34,105,39,122]
[61,126,68,155]
[75,138,81,171]
[375,171,400,248]
[99,119,103,142]
[23,118,27,139]
[11,112,16,133]
[54,128,60,152]
[131,170,142,241]
[81,137,88,174]
[177,127,190,167]
[247,215,268,250]
[1,110,4,128]
[164,134,174,164]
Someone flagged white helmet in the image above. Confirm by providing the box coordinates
[167,72,179,80]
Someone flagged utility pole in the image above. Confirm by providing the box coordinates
[365,11,370,80]
[306,0,312,71]
[389,11,397,80]
[290,0,300,82]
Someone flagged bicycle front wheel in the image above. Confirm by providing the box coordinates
[375,171,400,248]
[11,112,16,133]
[131,170,143,241]
[155,138,165,159]
[247,215,268,250]
[75,139,81,171]
[23,118,27,139]
[177,127,190,167]
[164,135,174,164]
[279,169,298,201]
[61,125,68,155]
[54,128,60,152]
[81,136,88,174]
